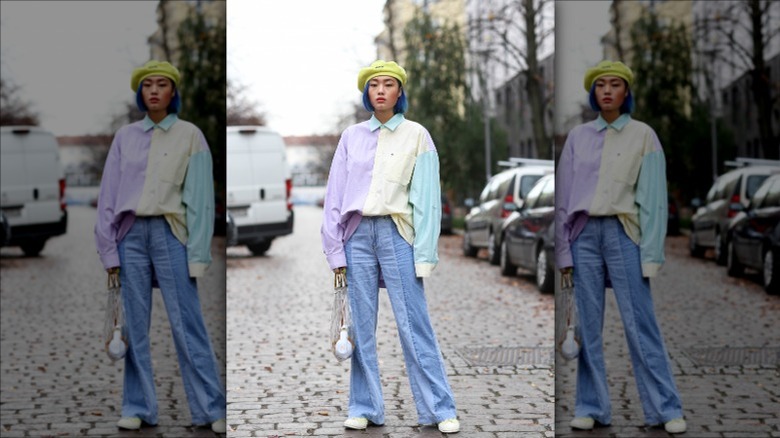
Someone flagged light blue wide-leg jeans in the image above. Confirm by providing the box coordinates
[118,216,226,426]
[344,216,457,425]
[572,216,683,426]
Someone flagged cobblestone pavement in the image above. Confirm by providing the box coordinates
[555,234,780,437]
[1,205,227,437]
[226,205,555,437]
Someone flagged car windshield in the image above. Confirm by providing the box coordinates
[746,175,770,200]
[519,175,543,199]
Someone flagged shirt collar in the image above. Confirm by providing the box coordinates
[369,113,405,132]
[594,113,631,132]
[142,113,178,132]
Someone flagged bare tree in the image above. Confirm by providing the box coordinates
[381,0,400,61]
[0,77,40,126]
[227,78,266,126]
[467,0,554,158]
[694,0,779,158]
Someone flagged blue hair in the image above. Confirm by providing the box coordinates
[588,80,634,114]
[362,80,408,114]
[135,83,181,114]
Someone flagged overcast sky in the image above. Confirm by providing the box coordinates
[0,1,158,137]
[554,0,611,133]
[1,0,610,138]
[227,0,387,137]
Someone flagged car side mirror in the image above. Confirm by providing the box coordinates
[464,198,475,208]
[691,198,702,209]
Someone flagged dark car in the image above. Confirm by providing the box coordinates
[689,163,779,263]
[498,173,555,293]
[725,174,780,294]
[441,195,453,235]
[463,161,553,264]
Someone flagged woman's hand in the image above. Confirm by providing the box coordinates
[333,267,347,288]
[560,267,573,289]
[107,267,120,289]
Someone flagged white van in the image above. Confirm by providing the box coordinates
[226,126,293,255]
[0,126,68,256]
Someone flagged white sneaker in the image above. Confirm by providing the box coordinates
[438,418,460,433]
[344,417,368,430]
[211,418,227,433]
[665,418,687,434]
[570,417,595,430]
[116,417,141,430]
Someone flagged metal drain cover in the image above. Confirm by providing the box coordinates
[684,347,780,366]
[456,346,554,366]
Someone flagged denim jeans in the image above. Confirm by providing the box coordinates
[571,216,683,425]
[344,216,457,425]
[118,216,226,425]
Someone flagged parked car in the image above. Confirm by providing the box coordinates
[0,126,68,256]
[689,163,780,264]
[226,126,294,256]
[499,174,555,293]
[463,160,554,264]
[441,195,453,235]
[725,174,780,294]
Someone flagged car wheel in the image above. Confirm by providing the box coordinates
[487,230,500,265]
[726,240,744,277]
[462,229,478,258]
[763,248,779,295]
[20,239,46,257]
[536,247,554,294]
[247,240,272,256]
[715,230,727,266]
[689,229,705,258]
[499,237,516,276]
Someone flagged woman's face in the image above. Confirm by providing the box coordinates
[141,76,174,113]
[368,76,400,112]
[593,75,627,113]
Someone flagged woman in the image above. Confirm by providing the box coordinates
[95,60,226,433]
[321,60,459,434]
[554,60,686,434]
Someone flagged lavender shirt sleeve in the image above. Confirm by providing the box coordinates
[321,133,349,270]
[554,134,575,270]
[94,132,122,269]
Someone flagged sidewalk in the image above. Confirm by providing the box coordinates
[554,235,780,437]
[226,205,556,437]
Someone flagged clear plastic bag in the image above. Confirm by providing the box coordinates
[103,273,127,362]
[330,270,353,362]
[556,270,580,362]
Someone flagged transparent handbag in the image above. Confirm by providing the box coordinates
[103,271,127,362]
[330,269,353,361]
[557,270,580,361]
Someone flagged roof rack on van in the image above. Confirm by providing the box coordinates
[724,157,780,168]
[497,157,554,168]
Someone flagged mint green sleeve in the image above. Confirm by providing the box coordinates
[182,149,214,277]
[409,150,441,277]
[636,148,667,277]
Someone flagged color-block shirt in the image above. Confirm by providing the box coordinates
[321,114,442,277]
[95,114,215,277]
[554,114,668,277]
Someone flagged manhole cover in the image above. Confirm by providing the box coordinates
[684,347,780,366]
[456,346,554,366]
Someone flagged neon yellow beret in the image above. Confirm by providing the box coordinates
[130,60,181,91]
[357,60,407,92]
[583,60,634,91]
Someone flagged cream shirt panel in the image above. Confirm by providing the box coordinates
[362,121,429,244]
[589,121,656,244]
[135,122,200,244]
